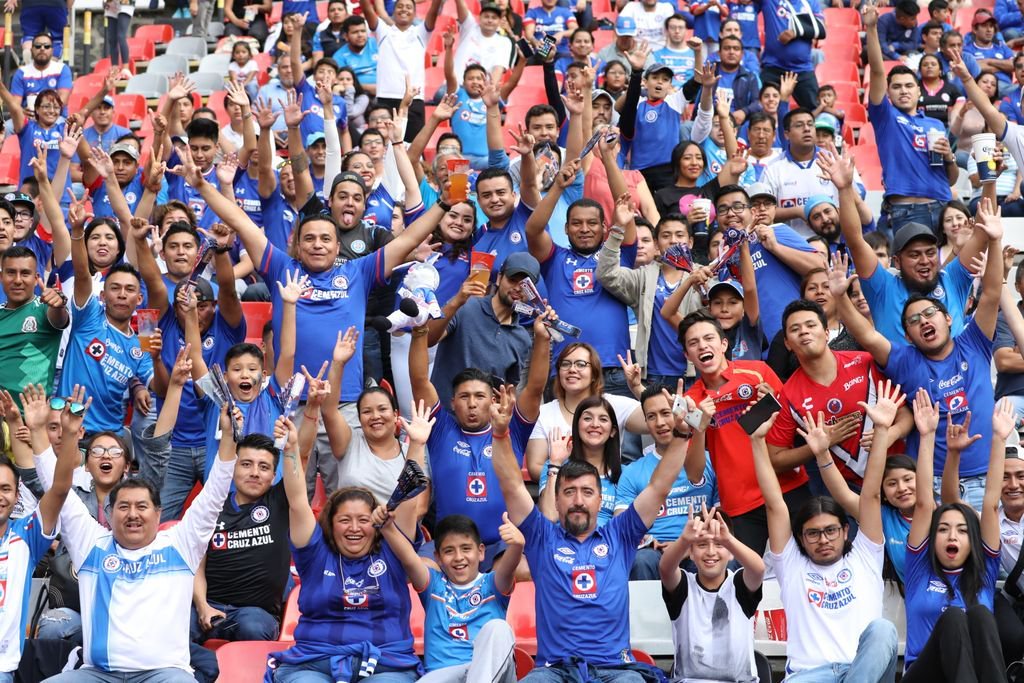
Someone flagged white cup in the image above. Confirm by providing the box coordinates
[972,132,998,183]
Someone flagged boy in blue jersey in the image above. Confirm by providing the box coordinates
[165,117,224,230]
[391,514,522,681]
[615,385,717,579]
[443,36,490,170]
[490,383,700,679]
[288,21,352,150]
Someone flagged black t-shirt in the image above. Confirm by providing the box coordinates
[205,482,291,616]
[918,81,961,127]
[654,179,720,220]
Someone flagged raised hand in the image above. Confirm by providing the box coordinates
[481,80,501,109]
[283,89,309,129]
[29,141,49,182]
[612,192,636,228]
[216,153,239,187]
[499,511,525,547]
[627,40,652,72]
[974,196,1004,242]
[59,121,83,159]
[994,398,1017,441]
[826,251,857,298]
[596,126,621,158]
[38,275,68,310]
[277,268,311,304]
[442,24,456,51]
[796,411,831,455]
[947,411,983,451]
[167,72,197,102]
[66,190,92,234]
[815,142,854,190]
[911,388,939,436]
[225,79,250,108]
[547,426,570,465]
[301,362,331,411]
[858,379,905,430]
[400,399,436,445]
[253,97,279,130]
[694,62,719,88]
[19,383,49,431]
[88,146,116,180]
[332,326,359,365]
[58,384,92,434]
[617,350,642,390]
[508,124,536,157]
[489,384,516,434]
[167,143,205,189]
[433,92,460,121]
[681,503,710,544]
[555,158,581,189]
[779,71,797,103]
[201,222,235,251]
[170,344,193,386]
[316,80,334,108]
[947,47,971,81]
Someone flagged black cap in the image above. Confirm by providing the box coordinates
[501,252,541,281]
[892,222,938,254]
[480,2,502,13]
[330,171,368,196]
[3,192,34,210]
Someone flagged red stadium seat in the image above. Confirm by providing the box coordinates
[507,582,536,654]
[93,57,136,77]
[823,6,860,27]
[127,37,156,63]
[631,649,656,665]
[269,1,282,25]
[815,61,859,86]
[514,647,534,679]
[203,639,229,651]
[507,82,547,108]
[241,302,273,345]
[135,23,174,48]
[114,94,148,126]
[828,82,859,106]
[215,641,293,683]
[856,122,876,147]
[822,25,860,52]
[279,586,300,641]
[409,584,426,654]
[311,474,327,517]
[591,0,617,23]
[504,104,534,130]
[317,0,328,20]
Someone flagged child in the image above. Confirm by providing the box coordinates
[228,41,260,101]
[394,513,523,682]
[660,503,765,682]
[813,85,846,130]
[443,31,492,171]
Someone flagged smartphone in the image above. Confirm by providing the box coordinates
[537,35,557,60]
[737,393,782,436]
[516,37,535,60]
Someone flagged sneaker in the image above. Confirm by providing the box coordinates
[172,7,181,17]
[118,68,132,80]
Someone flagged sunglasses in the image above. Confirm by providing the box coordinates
[50,397,86,416]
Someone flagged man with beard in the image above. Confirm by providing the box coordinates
[823,147,987,342]
[490,383,695,680]
[10,31,72,111]
[829,182,1004,512]
[409,298,551,570]
[763,109,870,238]
[425,253,541,409]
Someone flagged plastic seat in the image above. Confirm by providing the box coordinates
[123,72,169,100]
[409,583,426,654]
[828,82,859,106]
[856,122,876,147]
[135,23,174,47]
[215,640,293,683]
[317,0,328,19]
[815,61,859,86]
[241,301,273,345]
[507,82,547,108]
[514,647,534,679]
[203,638,229,651]
[127,36,156,63]
[93,57,136,76]
[198,52,231,74]
[506,582,536,655]
[191,71,226,96]
[279,585,300,641]
[166,36,208,61]
[146,53,192,75]
[823,6,860,26]
[0,137,22,187]
[631,649,655,665]
[114,94,148,127]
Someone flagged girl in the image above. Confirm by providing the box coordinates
[653,141,716,219]
[228,40,260,101]
[104,0,134,80]
[337,66,370,136]
[523,342,645,482]
[918,53,962,127]
[537,395,622,526]
[938,201,974,265]
[601,60,628,100]
[900,391,1007,681]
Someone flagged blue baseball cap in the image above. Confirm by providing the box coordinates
[708,279,744,299]
[305,132,326,147]
[615,15,637,36]
[804,194,836,221]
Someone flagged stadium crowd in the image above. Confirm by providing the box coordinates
[4,0,1024,680]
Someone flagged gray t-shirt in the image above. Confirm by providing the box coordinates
[335,428,431,506]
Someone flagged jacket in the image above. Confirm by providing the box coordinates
[682,64,762,119]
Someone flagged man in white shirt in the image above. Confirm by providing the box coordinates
[997,447,1024,668]
[453,0,515,83]
[618,0,677,51]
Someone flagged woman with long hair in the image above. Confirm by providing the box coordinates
[899,390,1007,681]
[537,395,622,525]
[938,201,974,266]
[918,53,961,126]
[524,342,645,481]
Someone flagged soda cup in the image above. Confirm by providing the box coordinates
[468,251,495,288]
[972,132,998,183]
[136,309,159,353]
[446,158,471,203]
[927,129,945,167]
[689,198,712,236]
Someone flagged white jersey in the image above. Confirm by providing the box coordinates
[453,15,515,82]
[767,533,884,674]
[35,447,234,673]
[999,506,1024,595]
[0,509,56,673]
[762,151,864,238]
[618,2,677,51]
[375,22,428,100]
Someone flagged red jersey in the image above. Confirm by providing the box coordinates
[767,350,883,483]
[686,360,808,516]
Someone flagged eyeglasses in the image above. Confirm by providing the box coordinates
[14,210,33,220]
[751,199,775,209]
[36,103,61,112]
[32,43,52,49]
[88,445,126,459]
[50,397,86,416]
[558,359,591,370]
[904,305,940,327]
[802,525,843,542]
[715,202,749,215]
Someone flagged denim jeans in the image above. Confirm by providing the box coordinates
[273,659,419,683]
[160,445,205,522]
[45,668,197,683]
[880,200,944,238]
[783,618,898,683]
[190,601,280,643]
[21,5,68,57]
[36,607,83,644]
[645,374,685,395]
[933,473,986,512]
[104,13,131,65]
[522,668,645,682]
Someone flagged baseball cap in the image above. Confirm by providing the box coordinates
[1008,444,1021,460]
[815,112,840,134]
[171,134,189,145]
[747,183,776,203]
[330,170,368,196]
[100,95,115,108]
[305,132,326,147]
[803,194,836,221]
[643,63,674,80]
[480,2,502,14]
[109,142,140,161]
[973,8,997,26]
[892,222,938,254]
[592,88,615,105]
[708,279,745,299]
[501,252,541,281]
[3,192,34,209]
[174,277,215,303]
[615,15,637,36]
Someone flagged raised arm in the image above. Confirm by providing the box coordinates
[856,381,905,545]
[283,89,315,207]
[819,144,882,280]
[383,203,446,275]
[274,415,318,547]
[862,5,887,106]
[30,142,73,269]
[409,326,440,407]
[489,386,535,525]
[525,158,580,262]
[359,0,380,29]
[67,196,94,307]
[127,217,169,315]
[796,411,862,517]
[373,502,430,590]
[632,388,696,527]
[950,48,1010,139]
[253,98,280,199]
[828,252,892,367]
[985,399,1015,550]
[751,412,792,554]
[516,310,554,422]
[908,389,939,548]
[972,199,1006,338]
[39,385,93,535]
[442,27,457,94]
[0,79,26,132]
[274,269,305,387]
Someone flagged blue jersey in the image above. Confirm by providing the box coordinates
[60,296,154,433]
[90,173,149,219]
[166,151,223,228]
[885,320,995,478]
[16,233,53,279]
[629,93,687,170]
[259,244,386,401]
[451,89,488,159]
[260,188,298,252]
[540,243,634,369]
[297,79,348,142]
[427,403,534,545]
[472,203,534,275]
[538,467,617,526]
[760,0,821,71]
[614,454,717,543]
[727,1,762,50]
[199,375,282,479]
[903,536,999,667]
[700,138,756,185]
[521,504,647,666]
[333,39,380,85]
[523,6,576,53]
[691,0,724,41]
[158,309,246,448]
[419,569,510,671]
[964,35,1014,83]
[648,274,687,376]
[861,256,972,343]
[291,525,417,658]
[82,124,133,154]
[282,0,317,19]
[18,120,65,191]
[868,97,953,201]
[10,62,72,110]
[652,46,696,90]
[881,505,910,582]
[232,168,265,225]
[749,224,816,344]
[366,183,398,227]
[0,511,57,672]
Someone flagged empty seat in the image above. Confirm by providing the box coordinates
[198,52,231,74]
[146,53,191,75]
[279,586,300,641]
[124,73,170,99]
[135,23,174,47]
[215,641,292,683]
[241,302,272,345]
[166,36,208,61]
[190,71,226,96]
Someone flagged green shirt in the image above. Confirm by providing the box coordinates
[0,298,63,405]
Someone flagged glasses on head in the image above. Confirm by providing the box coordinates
[32,43,52,49]
[50,397,86,416]
[88,445,126,459]
[802,525,843,542]
[558,359,591,370]
[715,201,749,215]
[904,305,940,327]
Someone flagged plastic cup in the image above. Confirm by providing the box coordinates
[469,251,495,287]
[926,129,945,167]
[690,197,712,236]
[972,132,998,183]
[446,158,471,203]
[137,309,159,353]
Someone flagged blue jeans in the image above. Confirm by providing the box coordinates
[933,473,986,512]
[190,601,280,642]
[104,13,131,65]
[879,200,944,238]
[272,659,419,683]
[783,618,898,682]
[37,607,83,644]
[21,4,68,57]
[645,374,685,394]
[160,445,205,522]
[0,671,12,683]
[522,668,644,682]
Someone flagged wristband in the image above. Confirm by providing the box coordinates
[213,245,232,254]
[303,411,318,421]
[672,428,693,439]
[492,430,510,439]
[437,199,452,213]
[547,464,561,472]
[818,459,834,470]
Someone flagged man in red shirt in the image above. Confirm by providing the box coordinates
[683,310,812,554]
[766,299,913,491]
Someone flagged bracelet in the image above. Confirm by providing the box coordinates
[213,245,232,254]
[437,199,452,212]
[818,459,834,470]
[492,430,510,439]
[303,411,318,421]
[547,464,561,472]
[242,112,252,120]
[70,233,84,241]
[672,428,693,439]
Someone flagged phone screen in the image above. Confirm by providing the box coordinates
[737,393,782,436]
